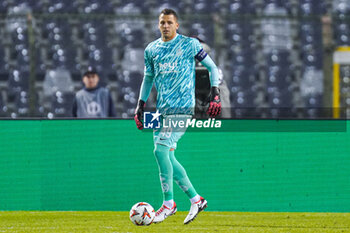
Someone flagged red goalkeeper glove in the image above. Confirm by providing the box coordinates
[207,87,221,118]
[134,100,145,130]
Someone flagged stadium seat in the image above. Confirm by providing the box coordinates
[225,21,245,37]
[43,19,72,46]
[225,20,255,49]
[300,21,322,48]
[119,86,138,118]
[35,46,48,79]
[50,45,77,71]
[82,20,108,45]
[299,0,327,15]
[300,21,322,37]
[121,48,144,72]
[230,89,258,118]
[0,47,9,78]
[299,66,324,116]
[120,106,136,119]
[333,0,350,15]
[10,90,45,118]
[189,20,215,46]
[119,70,143,91]
[148,18,162,40]
[0,0,10,13]
[121,88,137,104]
[304,94,322,108]
[227,0,256,14]
[50,91,75,117]
[231,89,256,108]
[302,94,323,118]
[114,0,148,15]
[14,91,29,117]
[7,69,29,101]
[10,26,28,45]
[189,0,220,14]
[151,0,187,15]
[301,50,323,69]
[267,88,293,107]
[79,19,114,75]
[114,20,146,48]
[44,23,80,72]
[229,49,256,67]
[231,67,258,90]
[267,107,297,118]
[263,0,291,8]
[0,91,8,117]
[260,16,293,52]
[265,87,296,118]
[8,24,30,70]
[45,0,79,13]
[10,0,44,13]
[42,68,74,98]
[334,21,350,46]
[299,20,323,68]
[82,0,114,13]
[265,50,291,68]
[41,19,79,71]
[117,70,143,117]
[340,65,350,79]
[85,46,111,73]
[265,66,292,91]
[262,0,292,15]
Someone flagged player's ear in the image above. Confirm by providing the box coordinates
[175,22,179,30]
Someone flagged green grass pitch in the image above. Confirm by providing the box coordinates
[0,211,349,232]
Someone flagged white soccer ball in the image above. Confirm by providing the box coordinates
[129,202,155,226]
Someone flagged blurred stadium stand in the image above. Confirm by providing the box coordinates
[0,0,348,118]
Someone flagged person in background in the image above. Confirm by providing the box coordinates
[72,67,116,118]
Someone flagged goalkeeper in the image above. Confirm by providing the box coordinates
[134,8,221,225]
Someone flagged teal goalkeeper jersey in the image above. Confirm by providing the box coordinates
[144,34,205,115]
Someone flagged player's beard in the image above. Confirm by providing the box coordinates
[162,31,174,41]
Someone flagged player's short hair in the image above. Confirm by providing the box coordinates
[160,8,178,21]
[83,67,98,78]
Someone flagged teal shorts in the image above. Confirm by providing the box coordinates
[153,115,192,149]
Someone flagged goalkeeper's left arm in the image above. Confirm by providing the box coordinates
[134,74,154,130]
[199,55,221,117]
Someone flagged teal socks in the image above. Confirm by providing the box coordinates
[154,144,174,201]
[154,144,198,202]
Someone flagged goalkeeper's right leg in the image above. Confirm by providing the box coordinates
[153,143,176,224]
[154,143,174,202]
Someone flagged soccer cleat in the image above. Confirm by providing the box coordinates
[153,203,177,224]
[184,197,207,224]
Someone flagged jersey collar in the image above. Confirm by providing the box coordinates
[161,33,178,44]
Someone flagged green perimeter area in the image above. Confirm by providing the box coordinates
[0,211,349,233]
[0,120,349,212]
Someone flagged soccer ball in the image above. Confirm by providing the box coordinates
[129,202,155,226]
